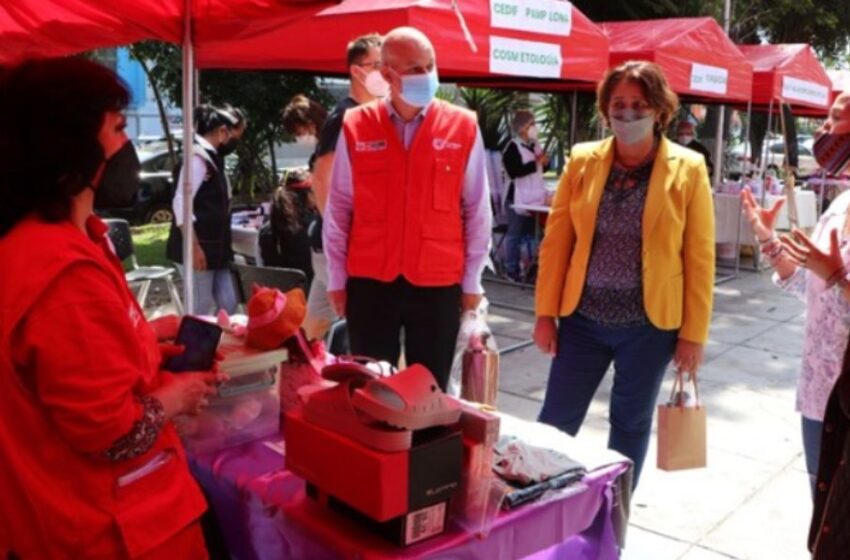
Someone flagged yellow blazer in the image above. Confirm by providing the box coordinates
[535,136,715,344]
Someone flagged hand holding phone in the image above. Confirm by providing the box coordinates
[164,316,223,373]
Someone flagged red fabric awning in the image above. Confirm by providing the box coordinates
[738,44,831,115]
[601,17,753,104]
[0,0,183,63]
[0,0,328,65]
[195,0,609,85]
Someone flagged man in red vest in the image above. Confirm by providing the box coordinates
[324,26,491,390]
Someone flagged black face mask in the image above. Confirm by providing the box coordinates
[218,137,239,157]
[94,140,142,209]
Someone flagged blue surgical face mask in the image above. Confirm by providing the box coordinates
[396,68,440,108]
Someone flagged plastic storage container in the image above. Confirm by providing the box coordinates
[176,333,287,454]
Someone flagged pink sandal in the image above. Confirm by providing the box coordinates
[351,364,462,431]
[302,361,412,452]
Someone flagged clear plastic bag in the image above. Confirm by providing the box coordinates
[448,299,500,406]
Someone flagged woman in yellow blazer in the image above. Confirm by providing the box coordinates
[533,61,715,486]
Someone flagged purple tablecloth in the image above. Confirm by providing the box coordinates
[191,435,630,560]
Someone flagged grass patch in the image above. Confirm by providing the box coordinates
[130,223,170,268]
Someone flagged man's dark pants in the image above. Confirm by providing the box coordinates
[346,276,462,390]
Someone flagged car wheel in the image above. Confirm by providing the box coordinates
[146,205,174,224]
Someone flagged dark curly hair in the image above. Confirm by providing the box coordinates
[281,94,328,136]
[0,57,129,236]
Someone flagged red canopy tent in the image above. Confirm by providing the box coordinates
[828,69,850,106]
[0,0,329,64]
[601,17,753,103]
[0,0,182,63]
[195,0,610,86]
[738,44,831,116]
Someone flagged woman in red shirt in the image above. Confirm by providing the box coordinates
[0,58,222,559]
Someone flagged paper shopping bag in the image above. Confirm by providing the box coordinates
[657,373,707,471]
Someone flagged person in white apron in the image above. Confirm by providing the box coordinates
[502,110,549,281]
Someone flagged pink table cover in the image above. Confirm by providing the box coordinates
[191,434,630,560]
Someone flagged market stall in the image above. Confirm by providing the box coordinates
[602,17,753,106]
[1,2,637,558]
[738,43,832,119]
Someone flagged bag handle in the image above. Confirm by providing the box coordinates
[667,370,702,409]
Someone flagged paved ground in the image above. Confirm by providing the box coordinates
[146,266,812,559]
[484,270,812,560]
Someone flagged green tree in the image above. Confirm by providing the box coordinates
[128,41,329,201]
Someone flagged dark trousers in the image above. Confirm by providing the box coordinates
[538,313,678,487]
[346,276,462,390]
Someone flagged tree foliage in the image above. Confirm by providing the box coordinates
[128,41,329,200]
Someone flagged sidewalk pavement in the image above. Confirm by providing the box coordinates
[484,270,811,560]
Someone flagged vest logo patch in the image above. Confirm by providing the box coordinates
[433,138,462,151]
[355,140,388,152]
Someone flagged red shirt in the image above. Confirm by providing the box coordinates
[0,215,205,559]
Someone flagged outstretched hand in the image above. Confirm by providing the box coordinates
[781,227,845,284]
[741,188,785,242]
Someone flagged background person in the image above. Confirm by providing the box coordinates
[259,169,318,285]
[0,57,222,560]
[502,109,549,281]
[302,33,386,341]
[282,94,329,168]
[533,61,715,487]
[323,27,491,390]
[166,104,239,316]
[675,119,714,179]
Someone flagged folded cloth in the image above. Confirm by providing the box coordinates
[493,435,585,485]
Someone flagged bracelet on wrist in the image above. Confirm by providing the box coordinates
[762,241,784,260]
[758,232,777,246]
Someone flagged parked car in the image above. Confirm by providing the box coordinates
[97,149,176,225]
[726,138,818,179]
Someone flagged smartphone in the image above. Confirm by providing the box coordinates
[165,316,223,372]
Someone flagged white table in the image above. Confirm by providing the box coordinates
[713,189,818,245]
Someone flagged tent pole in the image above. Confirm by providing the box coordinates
[712,0,731,188]
[181,0,195,315]
[713,105,726,188]
[734,99,753,277]
[569,90,577,150]
[760,97,774,207]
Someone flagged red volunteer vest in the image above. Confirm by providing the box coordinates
[343,99,478,286]
[0,217,205,559]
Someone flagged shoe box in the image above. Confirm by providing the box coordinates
[285,409,463,543]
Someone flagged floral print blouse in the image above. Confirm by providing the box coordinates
[775,191,850,420]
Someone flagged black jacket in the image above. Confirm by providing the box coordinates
[809,347,850,558]
[166,143,233,269]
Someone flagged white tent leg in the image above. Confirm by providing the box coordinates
[181,0,195,315]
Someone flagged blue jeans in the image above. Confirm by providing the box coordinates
[177,265,238,316]
[504,205,535,278]
[538,313,678,487]
[802,415,823,499]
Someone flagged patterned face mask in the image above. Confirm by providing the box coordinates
[813,131,850,176]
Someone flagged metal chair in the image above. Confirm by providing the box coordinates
[231,263,308,303]
[104,219,184,314]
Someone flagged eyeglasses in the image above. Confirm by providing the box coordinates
[356,61,382,71]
